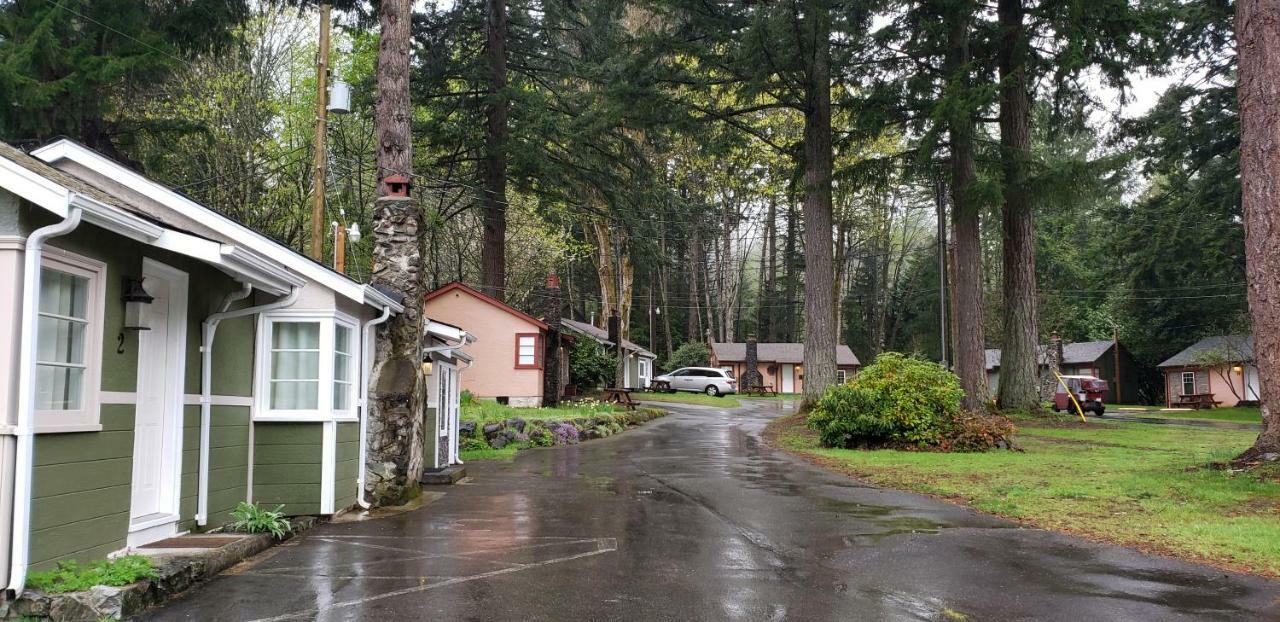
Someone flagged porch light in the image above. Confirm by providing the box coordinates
[422,360,433,376]
[121,276,154,331]
[1233,365,1244,374]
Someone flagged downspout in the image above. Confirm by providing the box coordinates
[356,306,393,509]
[8,206,83,599]
[197,285,299,526]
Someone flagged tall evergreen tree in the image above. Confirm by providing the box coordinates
[1236,0,1280,459]
[0,0,249,158]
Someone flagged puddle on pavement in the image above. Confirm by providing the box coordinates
[815,497,950,542]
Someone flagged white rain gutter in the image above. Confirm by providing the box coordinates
[356,306,394,509]
[197,285,299,526]
[7,205,83,599]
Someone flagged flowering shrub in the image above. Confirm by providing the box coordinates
[551,423,580,445]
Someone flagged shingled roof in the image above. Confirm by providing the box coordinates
[711,342,860,366]
[560,318,655,359]
[1158,334,1253,368]
[985,340,1115,370]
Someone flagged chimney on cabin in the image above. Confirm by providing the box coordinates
[744,335,759,391]
[542,274,562,406]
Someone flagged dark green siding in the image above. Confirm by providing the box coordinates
[18,208,258,565]
[29,406,133,571]
[178,405,251,531]
[253,423,323,516]
[334,422,359,511]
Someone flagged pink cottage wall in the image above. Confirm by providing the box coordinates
[425,288,545,406]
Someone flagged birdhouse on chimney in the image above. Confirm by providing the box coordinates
[383,174,411,198]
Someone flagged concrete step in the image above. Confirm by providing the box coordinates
[421,465,467,485]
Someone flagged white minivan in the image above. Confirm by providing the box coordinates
[653,367,738,396]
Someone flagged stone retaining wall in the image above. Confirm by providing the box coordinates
[461,408,666,451]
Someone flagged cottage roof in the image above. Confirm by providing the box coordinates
[20,138,402,313]
[711,342,860,366]
[424,281,550,331]
[560,318,656,359]
[985,340,1115,370]
[1157,334,1254,368]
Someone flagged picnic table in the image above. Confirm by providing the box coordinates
[648,379,672,393]
[602,387,639,410]
[742,384,777,396]
[1175,393,1220,410]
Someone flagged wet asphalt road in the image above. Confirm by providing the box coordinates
[146,400,1280,621]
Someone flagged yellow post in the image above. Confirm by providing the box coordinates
[1054,371,1087,422]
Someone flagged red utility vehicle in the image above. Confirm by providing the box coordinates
[1053,375,1109,416]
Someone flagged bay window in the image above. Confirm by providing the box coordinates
[257,312,357,420]
[35,249,105,432]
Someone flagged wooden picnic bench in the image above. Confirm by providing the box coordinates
[742,384,777,396]
[1175,393,1221,410]
[602,387,639,410]
[648,379,672,393]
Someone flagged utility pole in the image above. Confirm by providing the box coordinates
[309,3,332,261]
[1113,324,1122,403]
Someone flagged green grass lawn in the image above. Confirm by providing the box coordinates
[1121,406,1264,424]
[772,414,1280,577]
[459,445,518,462]
[632,391,742,407]
[461,398,616,424]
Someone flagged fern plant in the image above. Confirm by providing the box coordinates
[229,502,293,539]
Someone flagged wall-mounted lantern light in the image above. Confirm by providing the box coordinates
[121,276,154,332]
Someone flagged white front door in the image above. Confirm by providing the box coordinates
[437,361,458,467]
[780,364,795,393]
[129,260,188,543]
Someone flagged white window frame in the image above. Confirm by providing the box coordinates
[1181,371,1196,396]
[35,247,106,433]
[332,320,356,417]
[254,310,359,422]
[837,369,847,384]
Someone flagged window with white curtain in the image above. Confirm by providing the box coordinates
[35,249,105,432]
[258,312,358,420]
[269,321,321,410]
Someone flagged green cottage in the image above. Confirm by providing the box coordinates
[0,139,423,595]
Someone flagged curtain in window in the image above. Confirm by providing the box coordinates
[270,322,320,409]
[36,268,89,410]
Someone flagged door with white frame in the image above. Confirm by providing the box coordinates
[129,259,188,545]
[436,361,459,467]
[779,364,795,393]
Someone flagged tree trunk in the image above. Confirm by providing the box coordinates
[1236,0,1280,460]
[479,0,508,300]
[688,226,703,342]
[996,0,1040,412]
[945,0,989,412]
[782,197,799,342]
[801,1,837,402]
[367,0,426,506]
[763,195,778,341]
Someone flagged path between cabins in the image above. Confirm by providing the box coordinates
[143,400,1279,621]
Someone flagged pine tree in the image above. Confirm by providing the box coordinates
[0,0,249,158]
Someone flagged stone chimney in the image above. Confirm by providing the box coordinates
[608,311,623,388]
[743,335,760,391]
[542,275,562,407]
[1041,332,1064,400]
